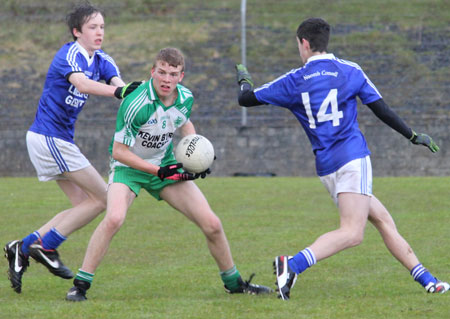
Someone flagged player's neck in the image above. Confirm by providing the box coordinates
[159,90,178,107]
[304,51,327,63]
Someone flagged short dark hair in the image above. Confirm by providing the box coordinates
[66,1,104,41]
[154,48,185,72]
[296,18,330,52]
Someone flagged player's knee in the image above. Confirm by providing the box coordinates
[91,196,107,214]
[103,212,125,232]
[201,214,223,238]
[346,232,364,248]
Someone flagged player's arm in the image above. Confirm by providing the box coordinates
[235,64,264,107]
[109,76,126,87]
[367,98,439,153]
[68,72,141,99]
[112,141,159,175]
[112,141,194,181]
[179,120,196,137]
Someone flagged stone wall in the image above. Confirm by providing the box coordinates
[2,109,448,178]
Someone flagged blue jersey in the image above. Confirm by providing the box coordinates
[254,53,382,176]
[29,41,120,143]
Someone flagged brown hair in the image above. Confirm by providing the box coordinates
[154,48,185,72]
[66,1,103,41]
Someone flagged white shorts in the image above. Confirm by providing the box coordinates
[26,131,91,181]
[319,155,372,205]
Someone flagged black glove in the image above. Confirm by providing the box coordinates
[114,81,142,99]
[410,130,440,153]
[235,64,254,88]
[194,168,211,179]
[157,163,196,181]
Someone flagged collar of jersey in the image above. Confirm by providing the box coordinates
[146,78,181,110]
[305,53,336,65]
[73,41,96,66]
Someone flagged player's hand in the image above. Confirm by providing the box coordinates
[410,131,440,153]
[114,81,142,99]
[235,64,254,88]
[193,156,215,179]
[157,163,182,180]
[157,163,196,181]
[166,172,196,181]
[194,168,211,179]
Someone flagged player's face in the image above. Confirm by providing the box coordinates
[74,13,105,56]
[151,61,184,101]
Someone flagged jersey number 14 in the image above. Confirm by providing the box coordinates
[301,89,343,129]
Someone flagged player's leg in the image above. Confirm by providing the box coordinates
[161,181,272,295]
[16,169,87,258]
[275,156,372,300]
[4,132,94,292]
[27,166,107,279]
[275,193,370,300]
[309,192,370,260]
[161,181,234,270]
[369,196,449,293]
[66,182,136,301]
[24,179,88,247]
[37,166,107,236]
[26,132,107,237]
[58,178,89,206]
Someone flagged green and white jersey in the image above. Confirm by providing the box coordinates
[110,79,193,169]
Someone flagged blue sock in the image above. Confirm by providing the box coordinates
[411,263,436,287]
[21,231,41,256]
[288,247,317,274]
[41,228,67,250]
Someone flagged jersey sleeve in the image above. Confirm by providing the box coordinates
[97,50,121,84]
[114,95,152,147]
[53,44,84,80]
[177,85,194,120]
[254,70,298,109]
[356,69,382,105]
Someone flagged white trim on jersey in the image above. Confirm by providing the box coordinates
[149,80,156,100]
[66,44,82,73]
[122,90,148,146]
[124,90,148,124]
[335,57,382,97]
[254,67,303,93]
[305,53,336,64]
[97,51,121,78]
[178,86,193,103]
[74,41,95,67]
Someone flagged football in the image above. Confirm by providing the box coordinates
[175,134,215,173]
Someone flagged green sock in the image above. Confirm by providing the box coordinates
[220,265,241,291]
[75,269,95,284]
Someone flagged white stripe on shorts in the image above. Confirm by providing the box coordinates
[26,131,91,181]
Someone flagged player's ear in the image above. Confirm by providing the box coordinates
[178,72,184,82]
[300,37,310,48]
[72,28,82,39]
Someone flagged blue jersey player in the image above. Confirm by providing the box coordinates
[235,18,448,300]
[4,2,139,294]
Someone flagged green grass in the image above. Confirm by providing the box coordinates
[1,177,449,318]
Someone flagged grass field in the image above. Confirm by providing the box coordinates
[1,176,449,319]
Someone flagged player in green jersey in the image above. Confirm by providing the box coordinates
[66,48,273,301]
